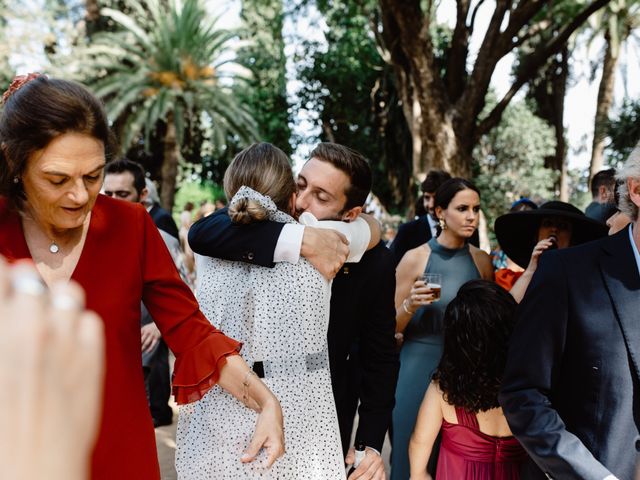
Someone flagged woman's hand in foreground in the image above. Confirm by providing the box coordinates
[0,258,105,480]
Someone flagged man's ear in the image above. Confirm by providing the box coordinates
[139,187,149,204]
[434,205,444,221]
[598,184,609,201]
[341,205,363,223]
[628,178,640,211]
[289,192,297,217]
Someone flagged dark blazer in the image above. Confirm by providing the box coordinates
[149,203,179,240]
[390,214,480,266]
[499,226,640,480]
[189,208,400,453]
[390,215,433,266]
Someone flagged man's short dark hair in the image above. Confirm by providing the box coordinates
[104,158,147,195]
[590,168,616,198]
[421,170,451,194]
[309,142,372,210]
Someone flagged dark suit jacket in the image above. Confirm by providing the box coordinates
[189,208,400,453]
[390,215,433,266]
[149,203,179,240]
[499,226,640,480]
[390,214,480,266]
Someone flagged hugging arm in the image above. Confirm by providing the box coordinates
[188,207,284,268]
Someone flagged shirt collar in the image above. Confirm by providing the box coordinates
[426,214,438,236]
[628,223,640,277]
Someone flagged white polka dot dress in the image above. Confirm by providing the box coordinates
[176,188,346,480]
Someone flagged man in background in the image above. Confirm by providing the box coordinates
[585,168,617,224]
[390,170,451,265]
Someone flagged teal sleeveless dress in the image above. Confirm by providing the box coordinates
[390,238,480,480]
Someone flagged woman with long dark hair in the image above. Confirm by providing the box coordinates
[390,178,493,480]
[409,280,528,479]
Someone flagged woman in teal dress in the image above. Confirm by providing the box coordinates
[391,178,494,480]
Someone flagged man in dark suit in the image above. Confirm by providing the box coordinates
[499,147,640,480]
[189,143,399,480]
[144,179,180,241]
[390,170,450,265]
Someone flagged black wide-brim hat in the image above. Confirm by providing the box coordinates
[495,200,608,269]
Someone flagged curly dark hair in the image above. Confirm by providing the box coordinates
[432,279,517,413]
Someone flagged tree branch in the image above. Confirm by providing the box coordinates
[498,0,547,52]
[476,0,612,139]
[455,0,509,125]
[510,18,552,50]
[468,0,487,32]
[445,0,472,101]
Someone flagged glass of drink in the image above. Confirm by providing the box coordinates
[422,273,442,302]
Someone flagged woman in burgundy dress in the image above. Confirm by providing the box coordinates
[409,280,528,480]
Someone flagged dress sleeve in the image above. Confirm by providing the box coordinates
[139,208,241,404]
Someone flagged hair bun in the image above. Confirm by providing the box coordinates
[228,198,268,224]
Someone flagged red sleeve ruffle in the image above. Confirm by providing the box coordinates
[172,333,242,405]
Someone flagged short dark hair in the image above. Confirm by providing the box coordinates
[434,177,480,210]
[308,142,372,210]
[105,158,147,195]
[421,170,451,194]
[432,280,517,413]
[0,76,114,207]
[590,168,616,198]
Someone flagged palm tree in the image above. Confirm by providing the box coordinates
[588,0,640,178]
[84,0,257,208]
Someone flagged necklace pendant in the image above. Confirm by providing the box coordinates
[49,242,60,254]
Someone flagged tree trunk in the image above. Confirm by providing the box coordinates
[396,65,472,178]
[378,0,611,184]
[160,113,179,210]
[85,0,101,37]
[589,29,619,178]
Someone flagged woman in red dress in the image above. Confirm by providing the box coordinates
[0,74,284,479]
[409,280,528,480]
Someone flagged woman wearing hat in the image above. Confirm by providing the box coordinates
[494,201,607,302]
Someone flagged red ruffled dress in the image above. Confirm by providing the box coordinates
[0,195,242,479]
[437,407,528,480]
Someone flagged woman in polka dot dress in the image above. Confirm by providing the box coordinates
[176,143,349,479]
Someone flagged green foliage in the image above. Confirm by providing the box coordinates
[172,181,224,217]
[296,1,412,214]
[606,98,640,165]
[567,167,592,209]
[81,0,257,159]
[474,99,558,241]
[235,0,291,154]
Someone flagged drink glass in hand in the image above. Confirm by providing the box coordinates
[422,273,442,302]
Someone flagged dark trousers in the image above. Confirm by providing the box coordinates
[142,339,172,424]
[336,350,362,456]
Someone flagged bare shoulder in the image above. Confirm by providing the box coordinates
[397,243,431,277]
[469,245,493,280]
[430,381,455,421]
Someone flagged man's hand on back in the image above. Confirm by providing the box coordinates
[300,227,349,280]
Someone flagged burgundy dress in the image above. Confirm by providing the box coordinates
[437,407,528,479]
